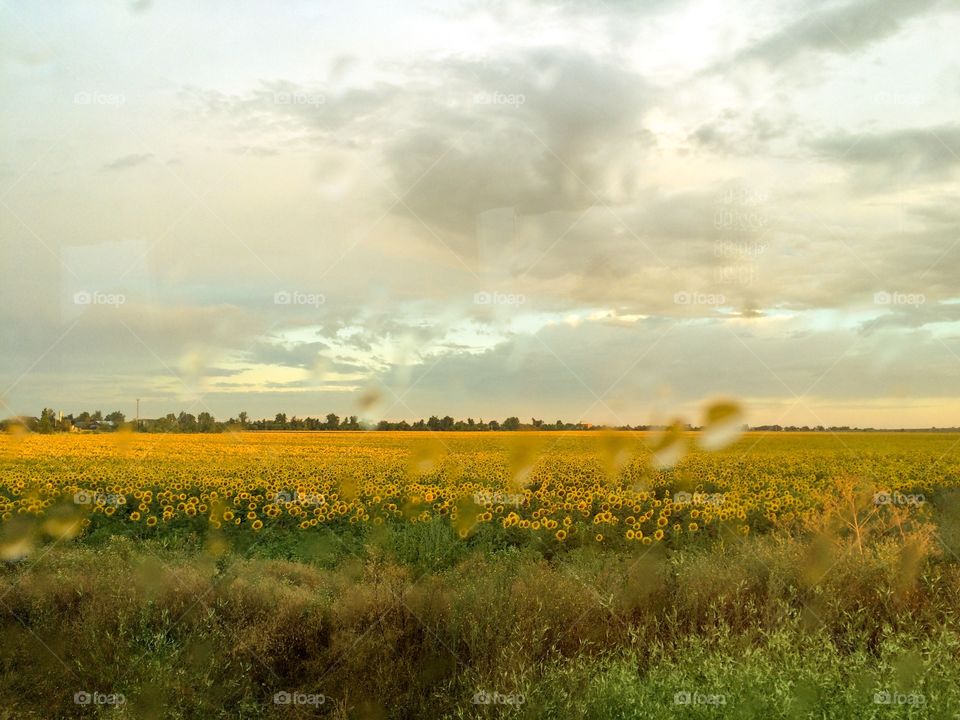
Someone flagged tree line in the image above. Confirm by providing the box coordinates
[8,410,944,434]
[3,410,602,433]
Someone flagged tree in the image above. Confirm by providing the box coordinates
[502,416,521,431]
[238,411,248,426]
[325,413,340,430]
[177,412,197,432]
[274,413,288,428]
[105,410,125,425]
[37,408,56,434]
[197,412,216,432]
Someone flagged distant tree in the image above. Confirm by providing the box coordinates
[274,413,287,427]
[488,420,500,431]
[37,408,56,434]
[502,416,520,431]
[238,411,248,426]
[325,413,340,430]
[440,415,455,431]
[91,410,103,421]
[197,412,216,432]
[178,412,198,432]
[105,410,125,425]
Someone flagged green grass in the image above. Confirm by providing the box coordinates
[2,521,960,718]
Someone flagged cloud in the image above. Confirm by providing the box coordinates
[384,48,655,237]
[102,153,153,171]
[733,0,946,69]
[4,0,960,425]
[182,46,656,243]
[690,110,797,155]
[811,123,960,189]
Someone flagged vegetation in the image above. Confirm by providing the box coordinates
[1,431,959,717]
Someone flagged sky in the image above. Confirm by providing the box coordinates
[2,0,960,428]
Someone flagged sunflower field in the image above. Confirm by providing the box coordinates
[0,430,954,559]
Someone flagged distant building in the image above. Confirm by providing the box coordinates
[73,419,116,431]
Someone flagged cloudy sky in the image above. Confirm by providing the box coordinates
[2,0,960,427]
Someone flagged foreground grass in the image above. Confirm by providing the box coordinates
[1,521,959,718]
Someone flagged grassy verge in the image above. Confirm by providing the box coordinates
[1,521,958,718]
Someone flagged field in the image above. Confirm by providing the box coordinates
[3,431,960,718]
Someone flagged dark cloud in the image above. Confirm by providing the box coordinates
[690,111,797,155]
[811,123,960,189]
[733,0,946,69]
[385,48,654,237]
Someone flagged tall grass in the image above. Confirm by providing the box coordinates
[1,520,959,718]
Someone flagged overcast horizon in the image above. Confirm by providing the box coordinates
[3,0,960,429]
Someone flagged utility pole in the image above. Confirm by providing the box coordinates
[136,398,140,432]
